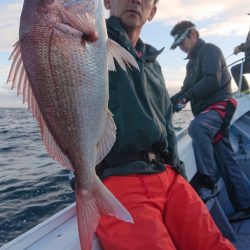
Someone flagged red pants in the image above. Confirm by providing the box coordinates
[96,167,235,250]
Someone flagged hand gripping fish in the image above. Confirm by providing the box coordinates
[7,0,139,249]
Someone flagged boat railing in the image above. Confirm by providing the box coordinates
[227,57,245,97]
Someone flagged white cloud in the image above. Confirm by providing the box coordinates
[0,0,249,60]
[0,0,249,53]
[155,0,249,37]
[156,1,224,23]
[0,64,10,92]
[162,66,185,89]
[0,63,10,84]
[0,94,26,108]
[0,0,249,107]
[0,64,18,104]
[0,62,25,108]
[200,15,249,37]
[0,64,10,77]
[0,1,23,52]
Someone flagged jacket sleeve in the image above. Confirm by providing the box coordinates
[239,42,250,51]
[191,45,226,98]
[239,31,250,51]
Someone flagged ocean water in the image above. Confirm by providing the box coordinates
[0,107,193,247]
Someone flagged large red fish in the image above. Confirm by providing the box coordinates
[7,0,139,249]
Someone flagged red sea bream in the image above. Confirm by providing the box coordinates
[7,0,139,249]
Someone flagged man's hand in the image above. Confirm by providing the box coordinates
[170,92,183,105]
[234,46,241,55]
[170,93,187,113]
[173,100,186,112]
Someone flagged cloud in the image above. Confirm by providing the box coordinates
[155,0,249,37]
[200,15,249,37]
[0,64,10,90]
[0,0,249,106]
[0,63,26,108]
[0,94,26,108]
[156,1,224,23]
[162,66,186,88]
[0,1,23,52]
[0,64,10,77]
[0,0,249,52]
[0,64,14,100]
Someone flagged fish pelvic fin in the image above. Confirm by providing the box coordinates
[96,109,116,165]
[75,177,133,250]
[107,38,140,72]
[57,2,98,43]
[7,41,74,171]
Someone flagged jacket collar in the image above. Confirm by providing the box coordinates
[106,16,164,62]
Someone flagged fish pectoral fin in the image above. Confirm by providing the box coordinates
[96,109,116,165]
[57,3,98,43]
[75,177,133,249]
[7,41,30,103]
[107,38,140,72]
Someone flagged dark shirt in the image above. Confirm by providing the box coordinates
[97,16,185,179]
[180,39,232,116]
[239,30,250,61]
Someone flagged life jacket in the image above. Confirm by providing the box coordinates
[204,98,237,144]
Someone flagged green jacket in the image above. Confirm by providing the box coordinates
[98,17,185,178]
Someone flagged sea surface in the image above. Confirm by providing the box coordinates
[0,107,193,247]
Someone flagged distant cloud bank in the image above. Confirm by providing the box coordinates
[0,0,249,52]
[0,1,22,52]
[0,0,249,107]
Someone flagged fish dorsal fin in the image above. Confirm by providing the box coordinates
[7,41,74,170]
[57,2,98,42]
[96,109,116,165]
[107,38,140,72]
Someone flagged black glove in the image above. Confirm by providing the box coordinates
[171,94,187,113]
[170,92,184,105]
[173,102,185,113]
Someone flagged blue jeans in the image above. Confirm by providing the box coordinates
[189,110,250,210]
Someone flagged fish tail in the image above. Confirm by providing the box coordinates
[75,177,133,250]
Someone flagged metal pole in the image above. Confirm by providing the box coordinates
[236,58,244,97]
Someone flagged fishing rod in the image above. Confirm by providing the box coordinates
[225,53,235,60]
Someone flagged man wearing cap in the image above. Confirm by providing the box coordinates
[170,20,250,222]
[230,13,250,92]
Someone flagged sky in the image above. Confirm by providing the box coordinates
[0,0,249,107]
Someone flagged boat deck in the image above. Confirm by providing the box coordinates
[205,109,250,250]
[206,180,250,250]
[233,219,250,250]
